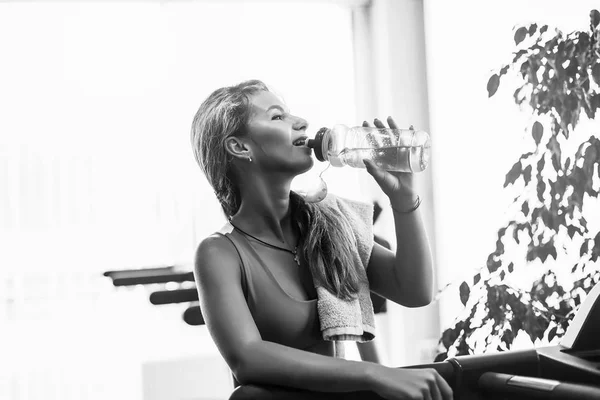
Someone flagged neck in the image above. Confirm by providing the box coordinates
[232,172,295,245]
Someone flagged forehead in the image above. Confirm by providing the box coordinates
[248,90,288,115]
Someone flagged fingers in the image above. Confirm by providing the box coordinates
[365,116,399,130]
[429,378,443,400]
[415,369,439,400]
[373,118,386,129]
[363,159,386,183]
[363,158,403,197]
[434,371,453,400]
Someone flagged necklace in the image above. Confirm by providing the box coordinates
[228,220,301,266]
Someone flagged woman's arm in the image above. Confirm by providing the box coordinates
[366,213,433,307]
[363,117,434,307]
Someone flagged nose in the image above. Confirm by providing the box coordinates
[293,116,308,131]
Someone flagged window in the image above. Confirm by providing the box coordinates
[0,2,358,399]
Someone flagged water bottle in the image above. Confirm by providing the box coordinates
[305,124,431,173]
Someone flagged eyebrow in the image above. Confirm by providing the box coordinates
[266,105,288,113]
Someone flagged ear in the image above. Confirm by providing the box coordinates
[224,136,252,161]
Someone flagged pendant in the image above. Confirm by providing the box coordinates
[292,248,300,266]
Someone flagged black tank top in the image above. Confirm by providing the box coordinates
[218,223,333,353]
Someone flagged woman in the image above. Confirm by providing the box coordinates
[190,80,452,400]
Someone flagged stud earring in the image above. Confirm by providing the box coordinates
[248,157,252,163]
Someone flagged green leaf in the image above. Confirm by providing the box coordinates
[520,151,535,160]
[496,239,505,254]
[592,64,600,86]
[551,154,562,173]
[456,339,471,356]
[548,326,558,341]
[510,317,523,333]
[532,121,544,145]
[541,208,554,230]
[592,231,600,261]
[522,202,530,217]
[459,281,470,306]
[537,180,546,202]
[532,207,541,222]
[520,61,530,78]
[528,23,537,36]
[567,225,581,239]
[523,165,532,184]
[591,9,600,28]
[540,25,548,34]
[502,329,515,347]
[487,254,501,273]
[513,225,521,244]
[547,135,561,171]
[508,262,514,273]
[512,49,528,63]
[514,87,523,104]
[474,273,481,285]
[504,161,522,188]
[536,315,550,339]
[577,32,590,53]
[580,241,588,257]
[498,226,508,238]
[487,74,500,97]
[514,26,528,45]
[592,93,600,113]
[441,328,458,348]
[537,156,545,174]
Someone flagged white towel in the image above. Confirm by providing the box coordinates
[313,195,376,356]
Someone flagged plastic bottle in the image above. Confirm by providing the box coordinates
[305,124,431,173]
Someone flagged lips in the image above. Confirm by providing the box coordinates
[292,136,308,146]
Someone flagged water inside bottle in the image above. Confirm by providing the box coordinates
[337,145,428,172]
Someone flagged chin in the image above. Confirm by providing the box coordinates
[298,157,314,174]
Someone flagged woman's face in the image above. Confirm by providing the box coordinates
[244,90,313,174]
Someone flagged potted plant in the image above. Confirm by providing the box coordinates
[436,9,600,360]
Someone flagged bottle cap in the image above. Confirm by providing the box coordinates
[307,127,329,162]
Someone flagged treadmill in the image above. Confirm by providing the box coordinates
[229,282,600,399]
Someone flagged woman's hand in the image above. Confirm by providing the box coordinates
[370,365,453,400]
[362,117,418,207]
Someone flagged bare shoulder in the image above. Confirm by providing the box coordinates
[194,233,241,282]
